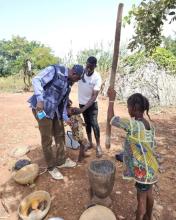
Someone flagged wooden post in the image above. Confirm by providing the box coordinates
[105,3,124,149]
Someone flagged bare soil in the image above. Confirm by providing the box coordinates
[0,86,176,220]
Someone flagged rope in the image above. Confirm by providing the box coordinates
[39,166,48,175]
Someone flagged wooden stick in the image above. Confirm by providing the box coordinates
[105,3,124,149]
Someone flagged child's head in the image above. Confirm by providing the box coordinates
[127,93,150,119]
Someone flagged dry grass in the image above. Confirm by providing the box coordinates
[0,74,25,93]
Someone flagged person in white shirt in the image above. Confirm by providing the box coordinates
[74,56,103,158]
[27,59,32,72]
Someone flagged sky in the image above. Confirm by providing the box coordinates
[0,0,175,58]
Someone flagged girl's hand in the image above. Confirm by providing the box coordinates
[107,87,116,101]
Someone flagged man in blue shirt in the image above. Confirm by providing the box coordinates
[28,64,84,180]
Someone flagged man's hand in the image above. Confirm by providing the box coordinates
[71,107,83,115]
[107,87,116,101]
[36,101,44,112]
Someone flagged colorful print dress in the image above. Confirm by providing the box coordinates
[111,116,158,184]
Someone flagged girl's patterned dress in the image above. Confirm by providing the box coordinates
[111,116,158,184]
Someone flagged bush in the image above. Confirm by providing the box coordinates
[152,48,176,74]
[121,48,176,75]
[122,51,147,73]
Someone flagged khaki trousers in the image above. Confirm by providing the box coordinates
[33,110,66,169]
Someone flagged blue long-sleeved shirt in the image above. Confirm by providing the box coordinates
[29,65,69,121]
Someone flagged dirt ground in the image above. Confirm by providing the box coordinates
[0,85,176,220]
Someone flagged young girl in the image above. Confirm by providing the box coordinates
[107,88,159,220]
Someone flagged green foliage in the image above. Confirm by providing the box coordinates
[0,36,59,77]
[121,51,147,73]
[76,43,113,78]
[152,47,176,74]
[163,36,176,56]
[0,36,34,76]
[121,47,176,75]
[125,0,176,54]
[31,47,59,69]
[118,51,150,75]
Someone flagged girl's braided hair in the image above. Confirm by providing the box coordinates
[127,93,151,120]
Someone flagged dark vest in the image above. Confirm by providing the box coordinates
[29,65,70,119]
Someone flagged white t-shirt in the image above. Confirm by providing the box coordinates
[27,60,32,71]
[78,71,102,105]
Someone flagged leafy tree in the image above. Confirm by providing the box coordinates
[125,0,176,53]
[31,47,59,69]
[0,36,59,76]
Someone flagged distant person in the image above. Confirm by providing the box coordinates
[108,88,159,220]
[24,59,32,74]
[26,59,32,72]
[28,64,84,180]
[74,56,103,158]
[23,59,33,89]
